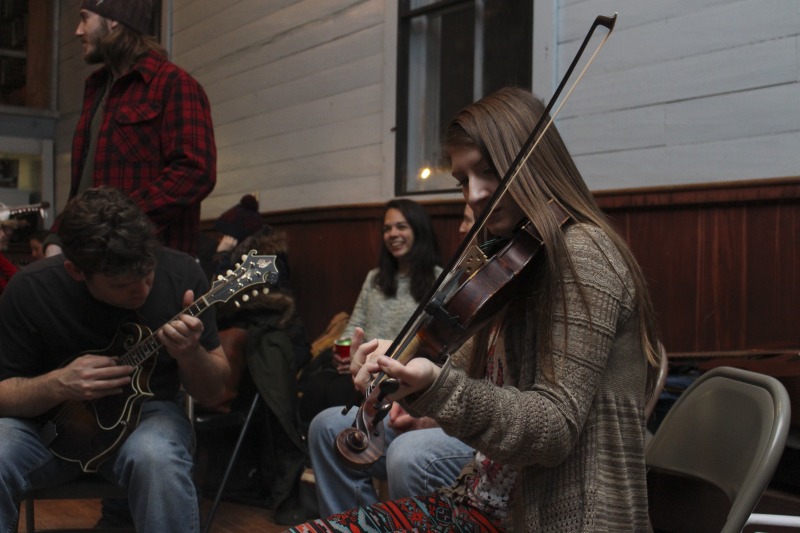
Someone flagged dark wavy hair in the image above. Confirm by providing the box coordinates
[374,199,441,302]
[58,187,160,278]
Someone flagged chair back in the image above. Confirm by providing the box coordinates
[646,366,791,533]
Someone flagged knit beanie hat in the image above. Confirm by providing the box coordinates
[215,195,263,242]
[80,0,153,35]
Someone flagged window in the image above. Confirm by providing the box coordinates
[0,0,54,109]
[396,0,532,195]
[0,0,162,110]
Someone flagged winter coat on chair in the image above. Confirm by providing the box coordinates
[212,226,313,523]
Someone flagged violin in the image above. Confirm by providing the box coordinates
[336,14,618,470]
[336,208,569,469]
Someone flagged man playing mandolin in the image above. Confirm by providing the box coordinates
[0,187,231,532]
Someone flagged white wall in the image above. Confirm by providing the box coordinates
[552,0,800,190]
[170,0,403,218]
[55,0,800,218]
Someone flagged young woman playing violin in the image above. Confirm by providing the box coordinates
[286,86,662,532]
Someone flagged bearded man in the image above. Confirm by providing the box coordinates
[55,0,216,257]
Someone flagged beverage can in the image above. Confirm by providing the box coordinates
[334,337,351,363]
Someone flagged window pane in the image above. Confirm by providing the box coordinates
[400,2,475,194]
[483,0,531,93]
[397,0,532,195]
[0,0,53,108]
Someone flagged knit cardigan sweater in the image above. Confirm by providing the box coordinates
[408,224,651,532]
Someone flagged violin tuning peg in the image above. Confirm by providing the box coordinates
[378,379,400,401]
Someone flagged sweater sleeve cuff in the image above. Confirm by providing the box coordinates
[404,356,463,418]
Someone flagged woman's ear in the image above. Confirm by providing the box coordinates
[63,260,86,282]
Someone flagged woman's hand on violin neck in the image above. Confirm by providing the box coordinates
[350,327,394,391]
[360,356,440,402]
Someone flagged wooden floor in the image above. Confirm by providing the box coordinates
[18,497,288,533]
[19,488,800,532]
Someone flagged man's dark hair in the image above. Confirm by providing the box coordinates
[58,187,160,278]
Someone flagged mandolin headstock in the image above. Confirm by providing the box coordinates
[207,250,279,306]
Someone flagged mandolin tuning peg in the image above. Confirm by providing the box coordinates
[234,263,241,269]
[262,287,269,294]
[242,294,250,302]
[226,270,233,276]
[241,254,248,262]
[234,301,241,308]
[251,290,259,297]
[217,275,225,281]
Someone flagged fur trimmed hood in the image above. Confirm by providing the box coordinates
[216,226,296,329]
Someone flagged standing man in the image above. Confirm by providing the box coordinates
[0,187,230,531]
[56,0,216,257]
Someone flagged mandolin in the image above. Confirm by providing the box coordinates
[39,251,279,472]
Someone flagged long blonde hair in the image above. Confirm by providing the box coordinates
[444,87,662,399]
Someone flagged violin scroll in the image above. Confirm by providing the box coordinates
[335,425,384,470]
[335,379,398,469]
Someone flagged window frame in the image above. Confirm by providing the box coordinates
[394,0,533,197]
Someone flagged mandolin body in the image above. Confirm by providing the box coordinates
[42,323,156,473]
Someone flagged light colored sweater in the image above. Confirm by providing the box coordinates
[346,266,442,341]
[409,224,651,532]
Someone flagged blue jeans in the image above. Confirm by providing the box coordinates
[0,400,198,533]
[308,406,473,517]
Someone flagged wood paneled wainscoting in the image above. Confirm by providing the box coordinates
[202,177,800,355]
[204,202,468,341]
[595,176,800,353]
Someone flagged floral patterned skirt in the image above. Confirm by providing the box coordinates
[283,491,504,533]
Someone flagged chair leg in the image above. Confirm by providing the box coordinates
[201,393,260,533]
[25,499,35,533]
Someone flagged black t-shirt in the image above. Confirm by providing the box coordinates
[0,248,220,401]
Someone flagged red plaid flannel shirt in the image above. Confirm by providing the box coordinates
[71,51,216,256]
[0,253,17,294]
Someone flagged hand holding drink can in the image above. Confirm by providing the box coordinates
[333,337,352,374]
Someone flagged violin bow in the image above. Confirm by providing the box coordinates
[337,14,618,469]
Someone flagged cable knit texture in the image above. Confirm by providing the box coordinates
[345,266,442,341]
[408,224,651,532]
